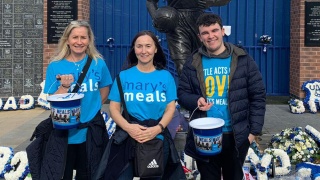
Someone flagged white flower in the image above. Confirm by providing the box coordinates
[292,155,296,160]
[310,150,314,154]
[4,151,29,180]
[0,147,14,177]
[297,168,312,177]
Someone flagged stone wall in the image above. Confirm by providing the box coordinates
[0,0,44,98]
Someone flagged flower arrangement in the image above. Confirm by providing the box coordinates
[269,127,319,165]
[296,162,320,179]
[302,80,320,113]
[264,148,291,176]
[259,35,272,44]
[305,125,320,145]
[4,151,30,180]
[288,99,305,114]
[0,147,14,178]
[308,99,318,113]
[246,147,291,179]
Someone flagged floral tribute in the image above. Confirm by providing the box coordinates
[302,80,320,113]
[296,162,320,180]
[4,151,30,180]
[259,35,272,52]
[246,147,291,180]
[269,127,319,165]
[259,35,272,44]
[288,99,305,114]
[0,147,13,178]
[0,147,30,180]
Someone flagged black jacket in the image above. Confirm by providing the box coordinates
[94,116,186,180]
[26,111,108,180]
[178,43,266,161]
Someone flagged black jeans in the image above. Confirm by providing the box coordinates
[62,142,88,180]
[196,134,250,180]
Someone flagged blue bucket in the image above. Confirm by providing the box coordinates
[189,117,225,156]
[47,93,84,129]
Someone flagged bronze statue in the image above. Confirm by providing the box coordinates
[146,0,231,75]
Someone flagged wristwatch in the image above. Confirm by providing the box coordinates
[158,123,165,133]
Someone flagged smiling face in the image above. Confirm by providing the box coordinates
[198,23,226,55]
[67,26,89,58]
[134,34,157,65]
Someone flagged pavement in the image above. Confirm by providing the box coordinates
[2,103,320,153]
[1,103,320,180]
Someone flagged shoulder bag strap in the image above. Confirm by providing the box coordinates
[72,56,92,93]
[116,75,130,121]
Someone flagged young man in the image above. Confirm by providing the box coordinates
[178,13,266,179]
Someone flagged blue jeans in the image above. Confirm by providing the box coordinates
[118,139,169,180]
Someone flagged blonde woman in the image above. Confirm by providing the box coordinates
[27,20,112,180]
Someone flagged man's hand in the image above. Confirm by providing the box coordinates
[248,134,255,144]
[197,97,213,111]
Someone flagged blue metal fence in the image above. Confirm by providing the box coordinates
[90,0,290,95]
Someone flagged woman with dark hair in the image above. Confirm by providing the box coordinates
[95,30,185,180]
[125,30,167,70]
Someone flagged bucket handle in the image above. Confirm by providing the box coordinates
[188,105,224,121]
[46,78,81,98]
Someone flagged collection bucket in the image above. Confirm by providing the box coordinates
[47,93,84,129]
[189,117,225,156]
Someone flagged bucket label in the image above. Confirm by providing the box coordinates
[51,106,80,123]
[194,133,222,154]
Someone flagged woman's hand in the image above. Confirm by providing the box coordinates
[55,74,74,94]
[128,124,161,143]
[57,74,74,87]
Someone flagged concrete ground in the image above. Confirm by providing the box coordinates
[1,103,320,180]
[1,103,320,152]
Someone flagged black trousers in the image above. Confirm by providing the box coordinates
[62,142,88,180]
[196,134,250,180]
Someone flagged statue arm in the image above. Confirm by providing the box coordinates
[146,0,159,19]
[203,0,231,7]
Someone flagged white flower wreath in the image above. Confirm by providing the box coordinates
[308,99,318,113]
[265,149,291,176]
[4,151,30,180]
[305,125,320,144]
[288,99,305,114]
[246,148,291,179]
[0,147,14,178]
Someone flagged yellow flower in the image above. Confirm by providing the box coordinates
[295,144,302,151]
[302,145,307,150]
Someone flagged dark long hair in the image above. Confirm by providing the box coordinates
[124,30,166,70]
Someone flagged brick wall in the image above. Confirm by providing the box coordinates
[42,0,90,79]
[290,0,320,98]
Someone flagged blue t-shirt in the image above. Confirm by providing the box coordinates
[108,66,177,121]
[202,56,232,132]
[44,55,112,144]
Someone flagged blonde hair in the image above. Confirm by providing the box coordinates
[50,20,103,62]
